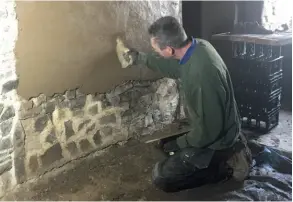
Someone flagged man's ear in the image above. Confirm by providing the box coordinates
[166,46,175,56]
[150,37,158,48]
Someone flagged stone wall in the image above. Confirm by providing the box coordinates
[1,75,181,196]
[0,0,20,197]
[0,1,182,197]
[16,79,180,180]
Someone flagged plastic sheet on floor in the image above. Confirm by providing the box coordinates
[168,141,292,201]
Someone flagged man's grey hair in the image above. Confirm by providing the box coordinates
[148,16,188,49]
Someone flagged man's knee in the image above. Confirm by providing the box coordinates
[152,162,174,192]
[152,162,168,191]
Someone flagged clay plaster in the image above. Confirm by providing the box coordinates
[15,1,181,99]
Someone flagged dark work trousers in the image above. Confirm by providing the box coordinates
[152,140,239,192]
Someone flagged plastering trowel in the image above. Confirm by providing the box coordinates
[140,120,191,144]
[116,37,134,69]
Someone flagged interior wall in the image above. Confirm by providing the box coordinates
[15,1,181,99]
[182,1,202,38]
[201,1,236,40]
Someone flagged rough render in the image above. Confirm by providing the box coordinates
[0,0,183,196]
[15,1,181,98]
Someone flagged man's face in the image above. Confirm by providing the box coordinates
[150,37,173,58]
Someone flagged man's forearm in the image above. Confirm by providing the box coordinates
[134,52,180,79]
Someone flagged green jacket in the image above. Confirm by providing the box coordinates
[137,39,241,151]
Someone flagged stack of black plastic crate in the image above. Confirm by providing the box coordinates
[230,41,283,132]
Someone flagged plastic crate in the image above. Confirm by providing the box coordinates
[237,89,281,115]
[231,56,283,81]
[241,107,280,133]
[230,42,283,133]
[232,42,282,59]
[234,72,283,101]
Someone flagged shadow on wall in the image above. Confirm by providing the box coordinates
[14,1,180,99]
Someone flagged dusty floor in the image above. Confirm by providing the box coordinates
[246,110,292,152]
[2,110,292,201]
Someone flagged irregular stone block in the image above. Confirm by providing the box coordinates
[101,100,111,109]
[20,100,33,111]
[44,101,55,114]
[0,106,15,122]
[45,129,57,144]
[0,153,11,164]
[93,94,110,109]
[66,142,78,156]
[86,123,95,134]
[144,113,154,127]
[14,153,26,184]
[0,103,4,114]
[99,114,116,125]
[21,117,43,151]
[65,90,76,100]
[4,71,14,79]
[1,171,12,191]
[120,102,130,110]
[2,79,19,93]
[134,80,152,88]
[69,96,86,110]
[0,138,12,150]
[41,143,63,167]
[57,100,70,109]
[88,105,98,116]
[0,95,7,101]
[120,94,131,102]
[100,126,113,136]
[106,93,120,106]
[54,109,66,120]
[19,106,42,120]
[78,119,91,131]
[93,93,106,102]
[13,122,25,156]
[93,131,101,145]
[141,94,153,105]
[0,118,13,137]
[114,83,133,95]
[64,120,75,139]
[0,159,12,175]
[53,93,64,98]
[76,89,85,98]
[79,139,92,152]
[72,110,84,117]
[32,94,47,107]
[34,115,49,132]
[121,110,133,125]
[48,113,53,123]
[29,155,39,173]
[53,94,65,104]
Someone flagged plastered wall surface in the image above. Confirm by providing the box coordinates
[15,1,181,99]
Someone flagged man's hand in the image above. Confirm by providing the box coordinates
[163,140,180,153]
[116,37,138,68]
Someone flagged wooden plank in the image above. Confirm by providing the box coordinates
[212,32,292,46]
[140,122,192,144]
